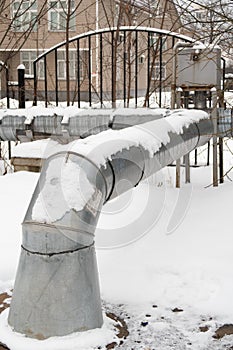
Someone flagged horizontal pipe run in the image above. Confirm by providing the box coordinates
[0,108,177,141]
[0,108,227,143]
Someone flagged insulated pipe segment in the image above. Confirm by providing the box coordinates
[8,152,111,338]
[22,152,114,253]
[8,114,213,339]
[100,119,213,202]
[0,108,168,141]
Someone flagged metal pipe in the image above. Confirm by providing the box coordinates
[1,107,231,143]
[0,108,168,141]
[8,113,213,339]
[8,152,110,337]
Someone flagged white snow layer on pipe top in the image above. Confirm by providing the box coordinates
[31,157,95,223]
[29,109,209,223]
[13,109,209,167]
[0,106,167,123]
[0,106,65,123]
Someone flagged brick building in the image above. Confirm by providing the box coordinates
[0,0,184,103]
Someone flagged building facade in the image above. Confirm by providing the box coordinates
[0,0,184,104]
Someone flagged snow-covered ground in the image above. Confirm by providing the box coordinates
[0,92,172,110]
[0,93,233,349]
[0,138,233,349]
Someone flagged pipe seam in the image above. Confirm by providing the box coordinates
[23,221,95,237]
[21,242,94,257]
[133,146,146,188]
[103,160,116,203]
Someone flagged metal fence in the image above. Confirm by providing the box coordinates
[0,62,10,108]
[33,26,194,108]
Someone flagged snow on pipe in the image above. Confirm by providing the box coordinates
[0,108,169,141]
[8,110,213,339]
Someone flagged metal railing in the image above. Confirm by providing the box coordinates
[33,26,194,108]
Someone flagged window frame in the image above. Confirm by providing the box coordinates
[57,48,89,80]
[150,34,167,51]
[151,61,166,81]
[12,0,38,32]
[20,50,44,79]
[48,0,76,32]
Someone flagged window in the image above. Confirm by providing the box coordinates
[150,0,163,16]
[57,50,89,80]
[195,10,207,22]
[150,34,167,51]
[21,51,44,78]
[48,0,75,31]
[12,0,37,32]
[151,62,166,80]
[150,34,167,50]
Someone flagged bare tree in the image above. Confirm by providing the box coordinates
[0,0,49,64]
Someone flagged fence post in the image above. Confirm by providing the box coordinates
[5,66,10,109]
[174,87,182,188]
[17,64,25,109]
[219,136,224,183]
[211,87,218,187]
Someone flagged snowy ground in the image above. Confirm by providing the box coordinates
[0,94,233,348]
[0,138,233,349]
[0,93,171,110]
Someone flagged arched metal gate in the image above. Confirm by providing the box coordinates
[33,26,194,108]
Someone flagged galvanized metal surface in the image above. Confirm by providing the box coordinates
[8,245,103,338]
[0,108,167,141]
[177,47,222,89]
[8,115,213,339]
[8,153,108,338]
[1,107,229,143]
[217,108,233,138]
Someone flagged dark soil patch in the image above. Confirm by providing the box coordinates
[0,292,11,314]
[172,307,183,313]
[0,292,11,350]
[213,324,233,339]
[199,325,209,332]
[0,342,10,350]
[106,312,129,349]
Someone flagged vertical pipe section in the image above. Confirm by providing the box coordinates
[8,152,113,339]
